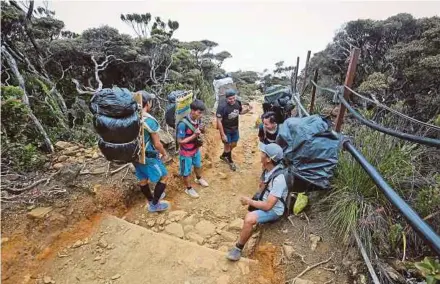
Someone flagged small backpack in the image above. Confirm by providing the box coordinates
[248,166,295,216]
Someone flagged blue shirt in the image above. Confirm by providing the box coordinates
[142,113,160,152]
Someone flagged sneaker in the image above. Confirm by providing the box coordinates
[185,188,200,198]
[226,246,242,261]
[195,178,209,187]
[229,162,237,171]
[148,201,169,212]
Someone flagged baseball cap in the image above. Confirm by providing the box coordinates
[259,142,284,162]
[225,89,237,98]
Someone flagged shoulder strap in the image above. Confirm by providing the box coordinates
[259,167,288,216]
[181,117,197,132]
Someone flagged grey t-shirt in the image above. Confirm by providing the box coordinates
[262,165,288,216]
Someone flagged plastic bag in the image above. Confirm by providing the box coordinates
[90,87,138,118]
[93,112,140,144]
[293,192,308,215]
[98,138,140,163]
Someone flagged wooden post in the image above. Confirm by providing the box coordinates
[335,48,360,132]
[309,69,319,114]
[293,56,300,92]
[302,50,311,94]
[133,92,146,164]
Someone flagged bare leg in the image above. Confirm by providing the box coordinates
[238,212,258,246]
[194,167,202,179]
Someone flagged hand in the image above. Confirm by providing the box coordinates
[161,154,171,163]
[194,128,201,136]
[240,196,252,206]
[221,134,228,142]
[199,124,205,132]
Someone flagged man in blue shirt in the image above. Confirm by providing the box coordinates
[133,91,170,213]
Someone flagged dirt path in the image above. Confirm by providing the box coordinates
[1,102,354,284]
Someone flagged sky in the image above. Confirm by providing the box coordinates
[48,0,440,73]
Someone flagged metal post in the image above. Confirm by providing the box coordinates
[302,50,311,94]
[335,48,360,132]
[309,69,319,114]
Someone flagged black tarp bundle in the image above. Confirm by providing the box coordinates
[263,85,295,124]
[278,115,341,190]
[90,87,141,162]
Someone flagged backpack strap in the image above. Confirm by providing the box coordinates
[259,167,288,216]
[180,117,198,133]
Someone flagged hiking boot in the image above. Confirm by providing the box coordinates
[148,201,169,213]
[195,178,209,187]
[185,188,200,198]
[226,246,242,261]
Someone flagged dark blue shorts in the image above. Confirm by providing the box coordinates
[225,130,239,144]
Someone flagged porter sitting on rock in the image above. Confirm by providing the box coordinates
[226,143,287,261]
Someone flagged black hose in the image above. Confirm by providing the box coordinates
[344,141,440,256]
[337,93,440,148]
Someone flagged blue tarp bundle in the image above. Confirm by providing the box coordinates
[278,115,340,190]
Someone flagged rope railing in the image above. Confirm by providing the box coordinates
[309,80,440,148]
[344,85,440,132]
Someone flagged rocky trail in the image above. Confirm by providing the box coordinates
[1,102,358,284]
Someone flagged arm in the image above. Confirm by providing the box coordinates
[217,117,225,137]
[177,122,200,145]
[150,132,167,157]
[239,102,252,115]
[242,194,279,211]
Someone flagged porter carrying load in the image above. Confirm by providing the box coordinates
[90,87,145,163]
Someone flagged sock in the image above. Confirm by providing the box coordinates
[196,175,202,180]
[152,182,166,205]
[235,242,244,250]
[221,152,227,157]
[187,186,192,190]
[226,151,233,163]
[140,184,153,201]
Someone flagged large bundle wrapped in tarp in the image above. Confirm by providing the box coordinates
[93,113,140,143]
[90,87,138,118]
[263,85,294,124]
[98,138,140,162]
[90,87,142,163]
[278,115,340,190]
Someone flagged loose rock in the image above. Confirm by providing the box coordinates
[168,210,187,222]
[282,244,295,260]
[97,239,108,248]
[57,155,69,162]
[72,240,84,248]
[220,231,237,242]
[309,234,321,251]
[195,220,216,237]
[228,218,244,230]
[165,223,185,238]
[147,220,156,227]
[186,232,205,245]
[181,215,197,226]
[157,217,166,226]
[219,172,227,180]
[43,276,55,284]
[111,274,121,280]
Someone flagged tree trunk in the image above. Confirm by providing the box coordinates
[1,45,54,153]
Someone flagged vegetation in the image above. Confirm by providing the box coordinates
[304,13,440,283]
[1,1,235,171]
